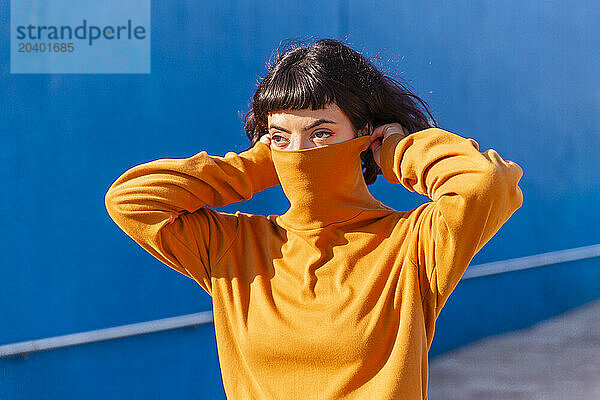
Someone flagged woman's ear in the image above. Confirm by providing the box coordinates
[357,122,372,137]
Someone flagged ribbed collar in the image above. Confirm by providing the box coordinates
[270,135,386,230]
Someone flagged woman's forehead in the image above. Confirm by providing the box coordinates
[267,103,346,125]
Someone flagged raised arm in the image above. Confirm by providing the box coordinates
[104,140,279,295]
[380,127,524,313]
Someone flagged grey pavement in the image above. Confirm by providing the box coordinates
[429,298,600,400]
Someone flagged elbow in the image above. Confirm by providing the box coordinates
[104,183,124,222]
[481,157,524,214]
[104,188,118,223]
[105,188,115,216]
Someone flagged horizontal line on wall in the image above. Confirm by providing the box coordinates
[463,243,600,279]
[1,244,598,358]
[0,312,213,358]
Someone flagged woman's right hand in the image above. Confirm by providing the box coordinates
[259,134,272,147]
[362,123,409,168]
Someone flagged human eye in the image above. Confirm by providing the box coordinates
[271,133,288,145]
[312,130,333,141]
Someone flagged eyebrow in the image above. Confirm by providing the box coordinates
[268,118,336,133]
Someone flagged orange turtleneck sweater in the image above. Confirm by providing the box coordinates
[105,128,523,399]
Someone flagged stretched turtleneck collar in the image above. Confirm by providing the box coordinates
[270,135,388,230]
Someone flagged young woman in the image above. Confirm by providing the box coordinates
[105,38,523,399]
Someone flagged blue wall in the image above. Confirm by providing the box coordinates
[1,0,599,398]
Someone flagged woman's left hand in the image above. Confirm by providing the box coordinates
[361,123,409,167]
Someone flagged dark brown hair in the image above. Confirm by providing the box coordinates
[243,38,438,185]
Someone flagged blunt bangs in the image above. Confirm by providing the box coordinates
[256,64,337,118]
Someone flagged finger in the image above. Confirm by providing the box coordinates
[368,138,381,154]
[361,126,385,151]
[372,125,386,138]
[259,134,271,146]
[361,139,371,152]
[361,136,373,152]
[370,137,383,151]
[370,139,383,165]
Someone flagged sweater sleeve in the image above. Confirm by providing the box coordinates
[104,141,279,295]
[380,127,524,313]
